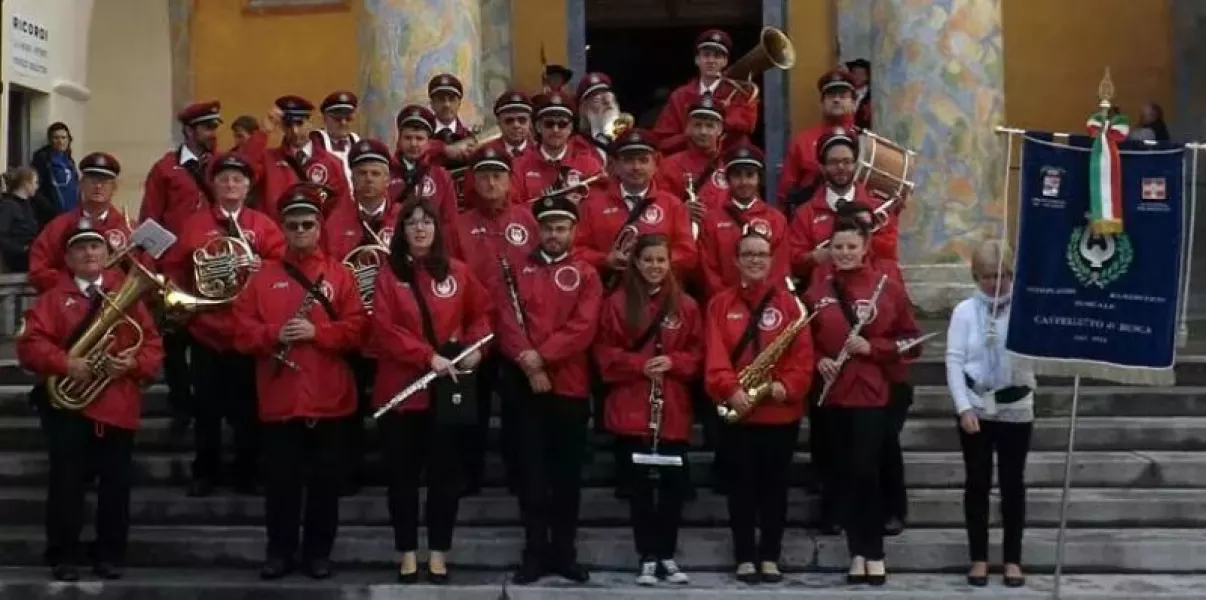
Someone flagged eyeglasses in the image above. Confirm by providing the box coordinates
[502,116,529,125]
[284,220,318,232]
[541,120,572,130]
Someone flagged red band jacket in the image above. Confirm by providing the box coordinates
[322,197,402,262]
[389,156,459,234]
[160,204,286,352]
[242,142,352,220]
[803,264,921,408]
[595,288,703,441]
[776,122,832,202]
[698,197,790,298]
[574,184,698,278]
[653,79,757,154]
[704,280,813,425]
[139,146,213,237]
[786,184,899,281]
[17,273,164,430]
[511,144,605,206]
[654,145,723,201]
[231,249,368,421]
[370,259,493,413]
[495,251,603,399]
[28,206,133,293]
[445,200,541,322]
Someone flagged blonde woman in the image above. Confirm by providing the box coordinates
[945,240,1034,588]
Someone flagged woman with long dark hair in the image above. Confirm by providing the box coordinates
[804,216,922,586]
[595,234,702,586]
[370,196,493,584]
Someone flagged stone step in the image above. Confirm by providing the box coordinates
[5,385,1206,419]
[0,450,1201,489]
[0,487,1197,528]
[0,414,1203,453]
[2,568,1206,600]
[0,525,1202,572]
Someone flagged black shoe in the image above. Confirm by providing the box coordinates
[550,561,590,583]
[512,560,544,585]
[50,564,78,582]
[867,573,886,586]
[883,516,905,536]
[1004,575,1026,587]
[186,479,214,498]
[967,574,988,587]
[396,570,419,584]
[259,556,293,580]
[425,565,450,585]
[302,557,333,580]
[92,561,123,580]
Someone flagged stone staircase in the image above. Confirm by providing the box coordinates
[2,336,1206,599]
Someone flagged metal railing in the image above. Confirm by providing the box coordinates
[0,274,35,338]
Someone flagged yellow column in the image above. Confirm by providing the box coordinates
[787,0,836,131]
[510,0,568,94]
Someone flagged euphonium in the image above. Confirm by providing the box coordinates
[47,264,159,411]
[192,219,258,301]
[599,112,635,144]
[717,277,815,422]
[716,26,796,107]
[343,224,390,311]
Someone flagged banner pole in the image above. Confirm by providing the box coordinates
[1052,375,1082,600]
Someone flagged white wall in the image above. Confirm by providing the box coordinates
[85,0,174,213]
[1,0,96,166]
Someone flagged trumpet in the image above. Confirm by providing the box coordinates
[816,197,902,250]
[817,273,888,406]
[343,223,390,311]
[684,173,701,240]
[527,171,608,204]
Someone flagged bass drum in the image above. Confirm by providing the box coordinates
[855,129,916,201]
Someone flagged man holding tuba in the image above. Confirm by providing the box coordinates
[27,153,134,293]
[322,138,400,492]
[17,227,165,582]
[231,186,368,580]
[161,154,286,498]
[653,29,758,155]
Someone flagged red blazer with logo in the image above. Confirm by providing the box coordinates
[28,206,133,293]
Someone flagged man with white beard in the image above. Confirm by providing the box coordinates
[573,72,628,165]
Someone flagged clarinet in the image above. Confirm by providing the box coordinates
[271,280,323,372]
[499,256,526,331]
[647,337,666,455]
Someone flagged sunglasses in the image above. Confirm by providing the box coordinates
[284,220,319,232]
[541,120,572,130]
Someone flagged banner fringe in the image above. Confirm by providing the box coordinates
[1011,355,1175,387]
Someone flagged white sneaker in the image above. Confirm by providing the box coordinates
[660,559,689,584]
[636,561,658,586]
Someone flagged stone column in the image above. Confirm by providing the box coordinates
[359,0,484,143]
[836,0,874,63]
[869,0,1006,265]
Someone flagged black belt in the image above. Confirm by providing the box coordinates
[964,374,1031,405]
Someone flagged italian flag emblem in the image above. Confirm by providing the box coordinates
[1086,109,1130,235]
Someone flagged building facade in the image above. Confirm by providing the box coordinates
[2,0,1197,262]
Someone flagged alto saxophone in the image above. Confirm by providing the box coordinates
[718,277,817,422]
[816,273,889,406]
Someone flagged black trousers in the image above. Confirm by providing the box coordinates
[261,418,346,561]
[466,353,508,490]
[807,381,837,523]
[725,422,798,564]
[828,406,889,560]
[379,411,466,552]
[160,326,193,420]
[190,344,259,485]
[881,382,913,521]
[515,386,590,564]
[346,355,376,484]
[616,436,689,560]
[39,407,134,566]
[959,418,1033,564]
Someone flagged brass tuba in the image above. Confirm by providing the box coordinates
[447,125,503,156]
[192,217,258,301]
[717,26,797,106]
[47,256,227,411]
[717,277,816,422]
[597,112,635,145]
[343,224,391,311]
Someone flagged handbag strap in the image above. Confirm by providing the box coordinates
[280,261,336,320]
[729,289,774,363]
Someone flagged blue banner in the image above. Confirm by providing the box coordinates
[1006,134,1185,385]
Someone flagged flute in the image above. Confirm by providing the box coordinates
[817,273,888,406]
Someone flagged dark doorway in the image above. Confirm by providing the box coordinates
[586,16,766,148]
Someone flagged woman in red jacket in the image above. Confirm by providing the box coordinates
[704,230,813,584]
[804,216,921,586]
[370,197,493,584]
[595,233,703,586]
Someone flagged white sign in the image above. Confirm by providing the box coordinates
[9,15,50,79]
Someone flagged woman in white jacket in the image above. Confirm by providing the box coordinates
[945,240,1034,589]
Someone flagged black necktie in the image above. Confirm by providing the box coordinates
[295,151,307,165]
[510,147,521,157]
[625,195,643,215]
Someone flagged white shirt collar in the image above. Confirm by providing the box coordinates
[825,186,854,211]
[402,157,417,171]
[434,119,459,134]
[621,185,650,203]
[79,208,110,227]
[731,196,758,211]
[293,141,315,161]
[178,144,200,166]
[359,199,386,218]
[540,145,567,162]
[540,250,569,264]
[699,77,721,96]
[75,275,103,295]
[508,140,529,153]
[221,207,242,222]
